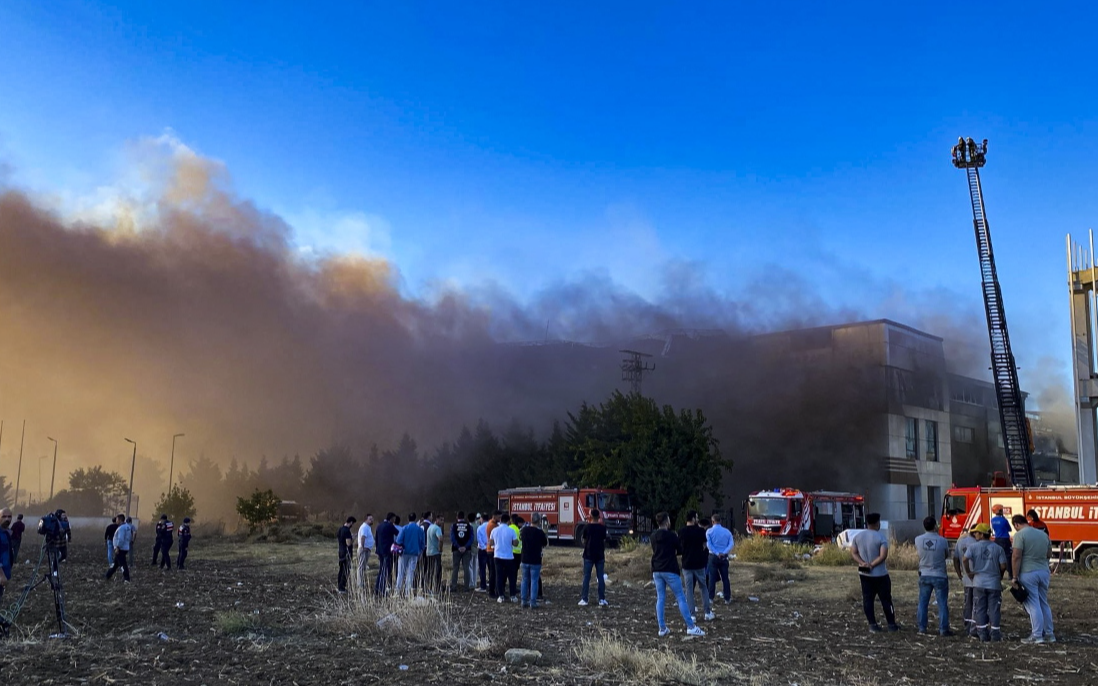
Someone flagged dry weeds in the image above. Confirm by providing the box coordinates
[319,588,492,652]
[575,631,742,686]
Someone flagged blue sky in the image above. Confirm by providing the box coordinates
[2,2,1096,388]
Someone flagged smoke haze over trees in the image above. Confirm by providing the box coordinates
[0,136,1075,518]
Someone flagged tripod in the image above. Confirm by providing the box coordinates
[1,542,70,639]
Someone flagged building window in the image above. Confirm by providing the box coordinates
[952,425,975,443]
[925,420,939,461]
[907,485,918,520]
[927,486,940,520]
[905,417,918,459]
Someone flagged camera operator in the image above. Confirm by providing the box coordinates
[0,508,13,601]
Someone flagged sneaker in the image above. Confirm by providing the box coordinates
[1020,636,1045,644]
[704,612,715,621]
[511,596,519,603]
[990,631,1002,642]
[940,630,955,637]
[917,628,929,635]
[686,626,706,637]
[716,591,724,600]
[887,624,900,632]
[658,628,671,637]
[868,624,883,634]
[578,599,589,606]
[599,599,609,607]
[474,587,488,593]
[1044,634,1057,644]
[497,596,505,604]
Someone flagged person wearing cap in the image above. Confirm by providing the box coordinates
[952,526,978,637]
[177,517,192,570]
[989,505,1013,580]
[964,523,1007,641]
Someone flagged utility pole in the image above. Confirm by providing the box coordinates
[619,349,655,395]
[168,432,185,495]
[15,420,25,509]
[47,436,58,500]
[124,438,137,518]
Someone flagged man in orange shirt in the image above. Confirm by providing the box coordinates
[484,511,502,597]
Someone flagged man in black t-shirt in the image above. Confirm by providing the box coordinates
[652,511,705,637]
[678,510,713,622]
[578,509,609,607]
[520,513,549,609]
[450,511,474,591]
[337,516,356,594]
[104,515,121,568]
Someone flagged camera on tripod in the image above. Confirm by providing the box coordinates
[37,510,67,549]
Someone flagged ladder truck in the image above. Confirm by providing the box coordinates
[951,137,1035,487]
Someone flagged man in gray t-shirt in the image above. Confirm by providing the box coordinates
[964,523,1007,642]
[953,531,978,636]
[914,516,952,636]
[850,513,896,632]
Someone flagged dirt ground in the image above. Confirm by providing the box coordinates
[3,536,1098,685]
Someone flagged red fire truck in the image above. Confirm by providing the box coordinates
[497,484,634,543]
[941,485,1098,569]
[744,488,867,544]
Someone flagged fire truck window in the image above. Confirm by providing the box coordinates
[585,495,595,508]
[854,505,866,529]
[944,495,968,516]
[748,498,788,517]
[792,501,803,518]
[598,493,631,512]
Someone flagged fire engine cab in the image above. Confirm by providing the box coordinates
[942,485,1098,569]
[745,488,867,544]
[498,484,633,543]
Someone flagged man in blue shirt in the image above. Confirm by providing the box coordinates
[0,508,13,603]
[475,513,491,593]
[990,505,1013,580]
[395,514,426,596]
[706,513,734,604]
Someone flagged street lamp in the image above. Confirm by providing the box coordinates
[124,438,137,518]
[47,436,58,501]
[38,455,48,503]
[168,433,185,495]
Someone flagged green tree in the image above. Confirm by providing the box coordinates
[68,466,128,515]
[153,486,197,521]
[569,391,731,522]
[235,488,281,533]
[0,475,13,506]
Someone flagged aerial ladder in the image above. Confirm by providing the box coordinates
[951,137,1035,487]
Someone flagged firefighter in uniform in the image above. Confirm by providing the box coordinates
[177,517,192,570]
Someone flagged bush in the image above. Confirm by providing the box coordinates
[235,489,281,533]
[885,543,920,571]
[320,592,491,652]
[153,486,197,521]
[214,611,262,635]
[617,535,639,553]
[809,543,855,567]
[576,631,741,685]
[735,537,812,563]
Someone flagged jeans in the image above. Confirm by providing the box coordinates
[495,557,517,597]
[396,553,419,595]
[916,575,950,633]
[859,574,896,627]
[105,549,130,581]
[478,549,490,590]
[581,558,606,602]
[973,587,1002,637]
[374,553,393,595]
[425,554,443,593]
[1018,568,1054,638]
[653,572,694,630]
[338,556,351,592]
[357,548,372,589]
[521,563,542,607]
[683,568,711,617]
[707,554,730,601]
[451,549,473,590]
[107,540,115,567]
[159,541,173,569]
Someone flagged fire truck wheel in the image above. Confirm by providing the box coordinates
[1079,547,1098,572]
[574,524,586,548]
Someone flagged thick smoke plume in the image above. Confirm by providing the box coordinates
[0,137,1073,513]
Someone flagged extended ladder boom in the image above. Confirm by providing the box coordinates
[951,138,1035,487]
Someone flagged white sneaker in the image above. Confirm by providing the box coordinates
[704,612,715,621]
[474,588,487,593]
[578,599,588,606]
[511,596,518,603]
[716,591,724,600]
[686,626,706,637]
[658,628,671,637]
[497,596,505,604]
[599,599,609,607]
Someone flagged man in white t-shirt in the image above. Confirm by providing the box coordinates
[357,514,375,589]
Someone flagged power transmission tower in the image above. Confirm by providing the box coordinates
[620,349,654,395]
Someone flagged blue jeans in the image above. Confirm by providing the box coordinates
[653,572,694,631]
[107,540,114,566]
[1018,568,1054,638]
[521,563,542,607]
[707,554,730,601]
[395,554,419,595]
[917,575,950,633]
[581,558,605,602]
[683,568,711,617]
